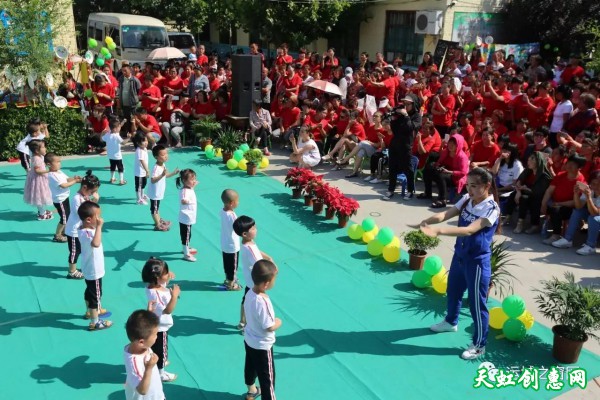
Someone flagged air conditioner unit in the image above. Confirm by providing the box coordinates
[415,11,443,35]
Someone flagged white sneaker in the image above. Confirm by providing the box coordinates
[370,178,383,184]
[461,344,485,360]
[137,199,148,205]
[576,244,596,256]
[364,175,375,182]
[551,237,573,248]
[430,320,458,333]
[143,194,149,201]
[183,254,197,262]
[543,234,561,245]
[160,370,177,382]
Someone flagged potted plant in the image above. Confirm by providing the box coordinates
[214,128,243,163]
[284,167,307,198]
[323,186,343,219]
[489,240,519,299]
[192,116,221,149]
[243,149,263,176]
[311,180,330,214]
[331,196,359,228]
[302,175,323,207]
[535,272,600,364]
[402,230,440,270]
[296,169,316,205]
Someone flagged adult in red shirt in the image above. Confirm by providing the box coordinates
[412,118,442,169]
[470,128,501,169]
[196,44,209,67]
[418,52,437,73]
[280,97,301,133]
[338,112,388,177]
[295,49,308,67]
[458,83,483,114]
[162,66,185,96]
[151,65,164,89]
[427,72,442,95]
[91,75,115,110]
[541,154,587,243]
[101,65,119,89]
[139,76,162,114]
[491,110,508,138]
[192,91,215,120]
[507,118,529,157]
[303,105,330,144]
[458,113,475,150]
[274,46,293,67]
[482,76,510,119]
[560,56,585,85]
[367,65,396,106]
[431,84,456,137]
[207,68,221,93]
[133,107,162,147]
[212,91,230,122]
[322,110,365,163]
[85,104,109,152]
[283,65,303,96]
[320,48,339,81]
[524,82,555,129]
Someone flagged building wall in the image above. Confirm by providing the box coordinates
[55,3,78,54]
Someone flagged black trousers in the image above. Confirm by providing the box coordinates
[87,133,106,149]
[109,159,124,173]
[151,331,168,370]
[253,127,270,147]
[180,223,192,246]
[244,341,276,400]
[387,146,414,193]
[135,176,147,198]
[67,235,81,264]
[548,206,574,234]
[370,152,386,174]
[423,166,455,200]
[323,127,339,155]
[53,198,70,225]
[222,251,239,282]
[19,151,30,170]
[505,192,543,226]
[84,278,103,310]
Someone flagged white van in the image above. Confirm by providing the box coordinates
[87,13,169,70]
[168,32,196,56]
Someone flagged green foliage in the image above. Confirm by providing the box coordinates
[535,272,600,342]
[580,21,600,72]
[243,148,263,165]
[0,103,87,161]
[401,230,440,255]
[191,115,221,140]
[490,240,520,298]
[213,127,243,154]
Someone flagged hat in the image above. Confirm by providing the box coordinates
[400,96,414,103]
[188,53,197,61]
[384,65,395,74]
[345,67,353,75]
[478,62,486,67]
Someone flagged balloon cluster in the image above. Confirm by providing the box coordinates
[217,143,269,170]
[489,295,534,342]
[411,256,447,293]
[347,218,401,263]
[88,37,117,67]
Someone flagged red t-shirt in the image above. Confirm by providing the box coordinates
[140,86,162,112]
[380,77,396,107]
[528,96,555,129]
[507,130,528,157]
[471,141,501,165]
[494,124,508,138]
[365,124,385,143]
[159,99,173,122]
[209,78,221,92]
[460,93,483,114]
[561,65,585,85]
[87,116,109,134]
[321,57,339,80]
[213,100,230,122]
[280,106,301,131]
[303,114,329,142]
[551,171,586,202]
[428,81,442,94]
[508,94,529,122]
[194,102,215,116]
[142,114,161,136]
[432,95,455,127]
[197,55,209,66]
[283,74,303,96]
[412,132,442,168]
[460,124,475,148]
[275,55,293,66]
[483,88,510,118]
[348,121,366,141]
[162,76,185,95]
[92,83,115,107]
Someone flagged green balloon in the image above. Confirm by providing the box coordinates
[108,42,117,51]
[412,270,432,289]
[544,44,551,50]
[205,149,215,159]
[367,239,384,256]
[503,318,527,341]
[361,217,376,232]
[376,227,394,246]
[104,52,112,60]
[226,159,238,170]
[553,47,560,53]
[502,295,526,318]
[347,224,364,240]
[101,47,110,56]
[233,149,244,162]
[204,144,214,153]
[84,88,93,98]
[95,58,105,67]
[88,38,98,48]
[240,143,250,152]
[423,256,443,276]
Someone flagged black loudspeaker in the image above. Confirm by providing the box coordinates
[231,54,262,117]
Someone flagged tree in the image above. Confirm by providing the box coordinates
[581,22,600,72]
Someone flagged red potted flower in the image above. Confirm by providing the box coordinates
[323,186,343,220]
[296,170,317,205]
[285,167,311,198]
[311,180,330,214]
[302,174,323,206]
[331,196,360,228]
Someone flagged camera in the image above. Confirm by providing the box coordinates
[383,104,405,120]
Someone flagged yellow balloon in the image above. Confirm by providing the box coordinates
[238,159,248,170]
[518,310,535,330]
[260,157,269,168]
[215,148,222,157]
[362,230,376,244]
[489,307,509,330]
[431,271,448,294]
[226,159,238,170]
[347,224,364,240]
[382,244,400,263]
[390,236,400,247]
[369,226,379,236]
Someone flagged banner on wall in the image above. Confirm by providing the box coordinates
[494,43,540,64]
[451,12,509,45]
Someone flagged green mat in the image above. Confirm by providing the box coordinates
[1,148,599,399]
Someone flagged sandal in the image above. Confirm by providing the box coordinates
[52,235,68,243]
[245,387,261,400]
[110,178,116,184]
[67,270,84,279]
[119,180,127,185]
[431,200,447,209]
[225,280,242,291]
[417,193,432,200]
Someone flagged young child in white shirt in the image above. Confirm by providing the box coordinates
[16,118,47,171]
[45,153,81,243]
[147,145,179,232]
[102,117,126,185]
[176,169,198,261]
[133,133,150,205]
[77,201,112,331]
[220,189,241,290]
[123,310,164,400]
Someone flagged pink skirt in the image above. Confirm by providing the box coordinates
[24,171,52,207]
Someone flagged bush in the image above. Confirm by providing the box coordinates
[0,104,87,161]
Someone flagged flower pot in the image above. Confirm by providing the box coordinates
[552,325,587,364]
[247,163,258,176]
[312,200,324,214]
[292,188,302,199]
[223,152,233,164]
[408,250,427,270]
[304,195,313,206]
[337,215,349,228]
[199,138,212,150]
[325,207,335,220]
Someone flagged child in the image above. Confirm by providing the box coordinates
[64,171,101,280]
[23,139,54,221]
[221,189,241,290]
[142,258,181,382]
[176,169,198,261]
[124,310,164,400]
[289,127,320,168]
[16,118,46,171]
[77,201,112,330]
[45,153,82,242]
[413,168,500,360]
[233,216,273,332]
[147,145,179,232]
[133,132,150,205]
[102,117,126,185]
[243,259,281,400]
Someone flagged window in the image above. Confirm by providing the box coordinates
[95,25,103,41]
[168,33,195,49]
[384,11,424,67]
[121,25,168,49]
[105,25,120,46]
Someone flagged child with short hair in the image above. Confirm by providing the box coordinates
[233,215,273,332]
[102,117,126,185]
[64,171,101,280]
[124,310,164,400]
[176,169,198,262]
[243,259,281,400]
[45,153,82,242]
[23,140,53,220]
[221,189,241,290]
[142,258,181,382]
[132,132,150,205]
[77,201,112,330]
[147,145,180,231]
[16,118,46,170]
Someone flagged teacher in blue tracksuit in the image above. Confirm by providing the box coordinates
[413,168,500,360]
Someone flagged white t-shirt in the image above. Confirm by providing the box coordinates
[455,194,500,227]
[243,289,276,350]
[47,170,70,203]
[145,287,174,332]
[102,132,124,160]
[580,192,600,208]
[147,164,166,201]
[241,242,263,289]
[497,160,524,189]
[179,187,197,225]
[299,139,320,163]
[220,209,240,253]
[135,148,148,178]
[65,192,87,237]
[123,347,164,400]
[550,100,574,132]
[78,227,105,280]
[16,133,46,155]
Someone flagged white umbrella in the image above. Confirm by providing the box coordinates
[146,47,186,61]
[306,79,342,96]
